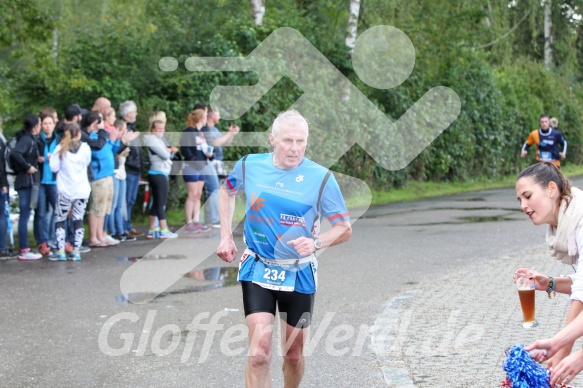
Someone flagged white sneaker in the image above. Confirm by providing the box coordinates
[159,230,178,239]
[17,249,43,261]
[103,235,120,245]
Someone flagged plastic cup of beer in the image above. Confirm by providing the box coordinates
[516,274,538,328]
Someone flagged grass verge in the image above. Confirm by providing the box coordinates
[368,164,583,206]
[135,164,583,226]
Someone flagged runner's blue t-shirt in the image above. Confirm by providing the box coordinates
[225,153,350,293]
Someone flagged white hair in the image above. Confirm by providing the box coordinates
[271,110,309,137]
[550,117,559,127]
[119,100,137,118]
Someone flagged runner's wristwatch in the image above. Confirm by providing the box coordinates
[313,237,322,251]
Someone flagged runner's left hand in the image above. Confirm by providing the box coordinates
[287,237,315,256]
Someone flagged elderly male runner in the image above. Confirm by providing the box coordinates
[217,110,352,387]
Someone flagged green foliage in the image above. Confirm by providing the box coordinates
[0,0,54,47]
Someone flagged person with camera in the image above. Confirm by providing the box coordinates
[84,111,119,247]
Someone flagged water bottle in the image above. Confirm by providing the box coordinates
[153,227,160,239]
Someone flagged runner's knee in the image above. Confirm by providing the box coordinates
[283,349,303,365]
[248,351,271,369]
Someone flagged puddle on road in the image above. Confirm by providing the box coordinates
[395,213,519,226]
[454,197,486,202]
[115,254,229,263]
[115,256,141,262]
[406,219,516,226]
[183,267,239,285]
[178,231,222,240]
[363,206,522,219]
[457,215,515,223]
[115,254,194,262]
[115,266,239,304]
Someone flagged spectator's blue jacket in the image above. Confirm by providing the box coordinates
[90,132,119,180]
[39,131,60,185]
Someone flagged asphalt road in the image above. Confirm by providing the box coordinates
[2,177,577,387]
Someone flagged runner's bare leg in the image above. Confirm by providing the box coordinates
[246,312,275,388]
[281,319,307,388]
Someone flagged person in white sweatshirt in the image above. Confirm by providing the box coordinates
[48,123,92,261]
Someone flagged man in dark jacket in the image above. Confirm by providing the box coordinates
[119,100,143,237]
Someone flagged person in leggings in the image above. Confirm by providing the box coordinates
[48,123,91,261]
[143,120,178,239]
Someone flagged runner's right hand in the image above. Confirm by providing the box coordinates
[217,238,237,263]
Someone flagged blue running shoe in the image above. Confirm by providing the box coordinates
[48,250,66,261]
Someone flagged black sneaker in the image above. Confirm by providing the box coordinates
[112,234,127,242]
[121,233,137,242]
[0,249,17,260]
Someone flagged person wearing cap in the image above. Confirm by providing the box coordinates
[56,104,83,138]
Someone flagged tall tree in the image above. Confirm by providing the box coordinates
[544,0,553,69]
[345,0,361,52]
[250,0,265,25]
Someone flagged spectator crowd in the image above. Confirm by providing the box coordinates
[0,97,239,261]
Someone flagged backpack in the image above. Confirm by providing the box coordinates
[5,136,36,175]
[4,137,17,175]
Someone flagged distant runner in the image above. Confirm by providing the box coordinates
[521,114,567,167]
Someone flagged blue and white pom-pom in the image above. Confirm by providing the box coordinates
[501,345,550,388]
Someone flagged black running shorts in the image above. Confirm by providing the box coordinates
[241,281,315,328]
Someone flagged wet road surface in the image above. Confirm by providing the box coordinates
[3,178,579,387]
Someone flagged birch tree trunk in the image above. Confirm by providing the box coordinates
[485,0,493,27]
[345,0,361,53]
[249,0,265,26]
[52,27,58,64]
[544,0,553,69]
